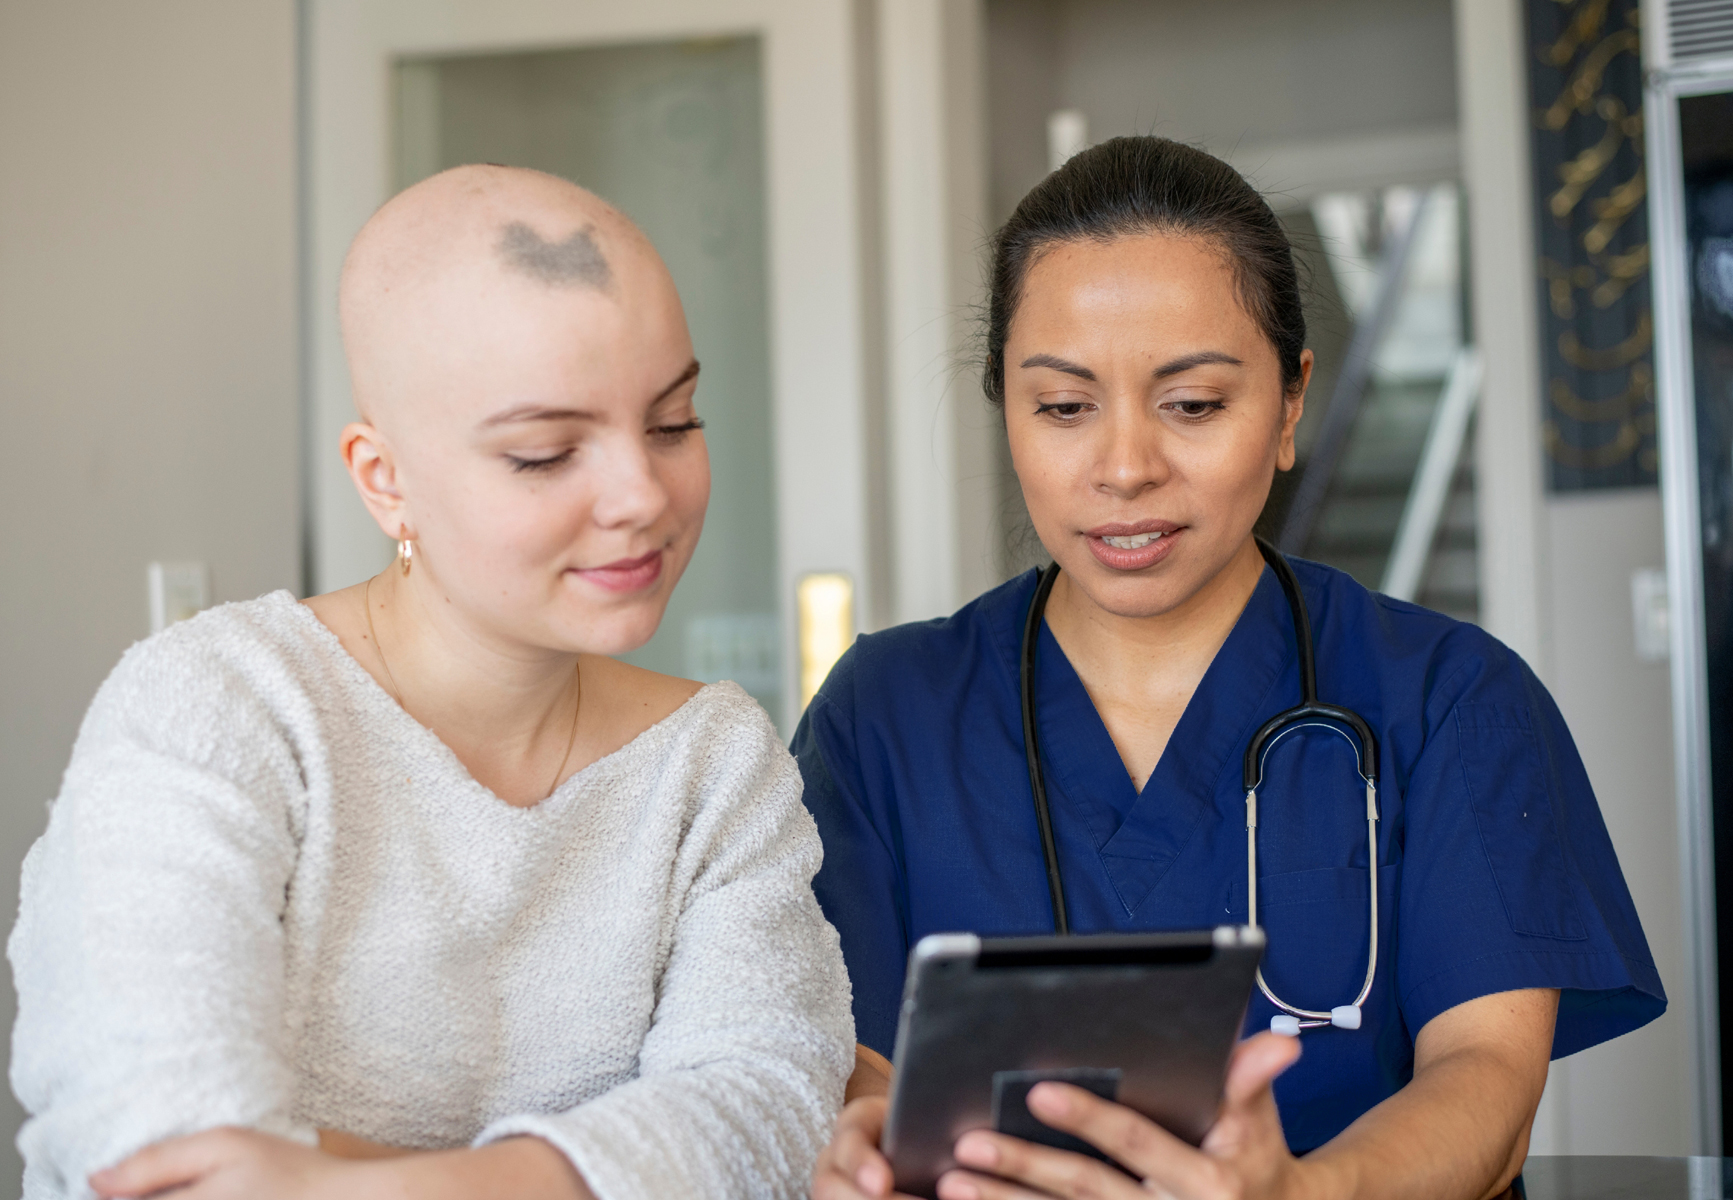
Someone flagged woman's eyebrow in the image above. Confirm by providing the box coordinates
[648,358,702,405]
[1019,353,1096,380]
[1018,350,1243,381]
[1153,350,1243,378]
[479,403,599,428]
[478,358,702,428]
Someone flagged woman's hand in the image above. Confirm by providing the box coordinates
[90,1128,361,1199]
[813,1095,924,1200]
[935,1032,1307,1200]
[91,1128,593,1200]
[319,1128,413,1160]
[815,1041,913,1198]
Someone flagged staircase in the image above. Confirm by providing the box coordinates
[1304,379,1479,623]
[1268,185,1480,624]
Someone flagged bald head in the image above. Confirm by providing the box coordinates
[340,165,673,429]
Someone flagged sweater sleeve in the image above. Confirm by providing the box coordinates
[475,695,855,1200]
[8,626,312,1198]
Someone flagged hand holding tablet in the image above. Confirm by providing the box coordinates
[881,927,1267,1198]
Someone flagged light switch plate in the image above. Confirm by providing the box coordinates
[148,561,210,633]
[684,613,779,697]
[1630,568,1669,664]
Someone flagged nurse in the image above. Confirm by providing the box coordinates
[802,136,1665,1200]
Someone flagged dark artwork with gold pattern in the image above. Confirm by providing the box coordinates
[1525,0,1656,491]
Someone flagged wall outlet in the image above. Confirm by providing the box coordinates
[1630,568,1669,664]
[148,561,210,633]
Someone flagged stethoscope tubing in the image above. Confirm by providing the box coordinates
[1019,538,1382,1031]
[1020,561,1071,934]
[1246,723,1380,1026]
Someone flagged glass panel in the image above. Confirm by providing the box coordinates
[393,38,779,714]
[1679,88,1733,1147]
[1264,185,1476,621]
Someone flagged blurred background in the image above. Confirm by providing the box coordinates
[4,0,1732,1186]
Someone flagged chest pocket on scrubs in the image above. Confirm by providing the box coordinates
[1240,866,1394,1015]
[1456,703,1586,940]
[1239,727,1389,1014]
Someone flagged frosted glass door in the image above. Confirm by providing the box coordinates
[395,39,779,714]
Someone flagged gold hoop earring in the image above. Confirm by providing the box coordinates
[398,537,414,576]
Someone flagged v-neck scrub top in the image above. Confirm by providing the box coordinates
[792,560,1665,1152]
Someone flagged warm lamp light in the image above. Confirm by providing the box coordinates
[797,572,855,710]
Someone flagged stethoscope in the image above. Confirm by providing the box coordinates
[1019,537,1381,1035]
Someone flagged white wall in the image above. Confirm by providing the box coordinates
[987,0,1460,226]
[0,0,300,1182]
[1539,491,1690,1153]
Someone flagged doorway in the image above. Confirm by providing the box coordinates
[394,38,781,714]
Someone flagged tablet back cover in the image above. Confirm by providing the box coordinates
[883,929,1263,1197]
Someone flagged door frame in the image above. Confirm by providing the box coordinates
[303,0,874,727]
[1646,52,1733,1156]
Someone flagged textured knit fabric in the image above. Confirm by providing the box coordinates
[10,591,853,1200]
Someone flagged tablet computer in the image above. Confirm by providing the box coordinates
[881,926,1265,1198]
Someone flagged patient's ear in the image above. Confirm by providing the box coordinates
[341,422,410,539]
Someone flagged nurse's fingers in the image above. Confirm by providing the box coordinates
[936,1166,1081,1200]
[1199,1033,1302,1165]
[1012,1089,1220,1200]
[1222,1032,1301,1107]
[942,1129,1148,1200]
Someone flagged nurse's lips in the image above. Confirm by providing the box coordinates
[1084,520,1182,571]
[572,549,664,593]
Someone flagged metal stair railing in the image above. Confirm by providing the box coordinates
[1380,346,1482,602]
[1277,193,1433,555]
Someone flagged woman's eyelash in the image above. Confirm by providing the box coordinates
[1169,399,1228,415]
[504,417,703,472]
[651,417,706,441]
[506,450,574,474]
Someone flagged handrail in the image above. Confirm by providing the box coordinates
[1277,192,1434,554]
[1380,347,1482,601]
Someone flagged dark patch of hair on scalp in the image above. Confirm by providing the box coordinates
[497,221,613,289]
[982,135,1306,406]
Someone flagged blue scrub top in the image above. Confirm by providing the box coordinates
[793,560,1665,1153]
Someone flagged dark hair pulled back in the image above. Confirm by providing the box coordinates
[983,136,1306,405]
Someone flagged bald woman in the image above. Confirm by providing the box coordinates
[10,166,853,1200]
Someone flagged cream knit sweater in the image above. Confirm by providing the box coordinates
[9,592,853,1199]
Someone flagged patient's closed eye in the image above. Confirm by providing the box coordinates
[651,418,705,443]
[507,450,575,473]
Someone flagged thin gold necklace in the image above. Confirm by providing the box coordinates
[363,575,582,799]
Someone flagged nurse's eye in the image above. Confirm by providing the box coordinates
[1165,399,1227,420]
[1034,400,1093,422]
